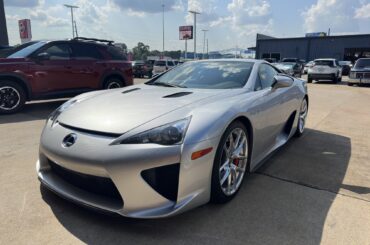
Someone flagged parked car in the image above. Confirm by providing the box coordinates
[152,59,175,76]
[303,61,314,74]
[348,58,370,86]
[0,37,133,114]
[282,58,304,73]
[145,59,155,78]
[275,62,302,77]
[37,59,308,218]
[338,61,352,76]
[307,59,342,83]
[132,60,146,78]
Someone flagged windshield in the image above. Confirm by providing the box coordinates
[354,59,370,69]
[155,61,166,66]
[8,41,47,58]
[276,63,294,69]
[150,61,254,89]
[314,60,334,67]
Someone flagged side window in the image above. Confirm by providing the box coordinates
[107,46,127,60]
[43,44,71,60]
[258,64,278,89]
[72,43,103,60]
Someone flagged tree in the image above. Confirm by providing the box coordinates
[132,42,150,60]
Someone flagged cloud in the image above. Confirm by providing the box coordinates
[110,0,183,16]
[355,3,370,19]
[302,0,361,33]
[4,0,40,7]
[186,0,219,24]
[30,8,69,27]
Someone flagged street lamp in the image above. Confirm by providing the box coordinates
[188,10,200,60]
[64,4,79,38]
[201,29,208,59]
[162,3,165,54]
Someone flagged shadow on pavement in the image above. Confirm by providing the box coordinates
[0,99,67,124]
[41,128,351,245]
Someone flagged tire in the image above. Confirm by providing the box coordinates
[295,98,308,137]
[0,80,26,114]
[347,83,354,86]
[211,121,249,203]
[338,77,342,82]
[104,77,124,89]
[307,76,313,83]
[333,76,338,84]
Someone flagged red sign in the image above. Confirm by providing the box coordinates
[179,26,193,40]
[18,19,32,43]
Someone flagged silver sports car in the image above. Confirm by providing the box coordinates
[37,59,308,218]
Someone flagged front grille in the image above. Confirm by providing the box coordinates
[48,160,123,203]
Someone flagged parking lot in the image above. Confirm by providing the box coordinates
[1,76,370,244]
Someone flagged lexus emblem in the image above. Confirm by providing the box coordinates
[62,133,77,147]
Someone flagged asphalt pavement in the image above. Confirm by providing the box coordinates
[0,77,369,245]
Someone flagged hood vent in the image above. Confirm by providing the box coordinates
[122,88,141,94]
[163,92,193,98]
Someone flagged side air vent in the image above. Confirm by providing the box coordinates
[141,163,180,201]
[122,88,141,94]
[163,92,193,98]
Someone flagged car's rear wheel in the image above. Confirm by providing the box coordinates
[104,77,124,89]
[211,121,249,203]
[295,98,308,137]
[0,81,26,114]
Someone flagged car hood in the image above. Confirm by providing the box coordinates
[58,84,228,135]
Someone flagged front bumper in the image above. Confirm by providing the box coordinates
[348,77,370,84]
[37,121,217,218]
[308,73,336,80]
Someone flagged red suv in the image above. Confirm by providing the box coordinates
[0,37,133,114]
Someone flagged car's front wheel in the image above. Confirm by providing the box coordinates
[211,121,249,203]
[295,98,308,137]
[104,78,124,89]
[0,81,26,114]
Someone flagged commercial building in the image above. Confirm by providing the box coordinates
[255,33,370,63]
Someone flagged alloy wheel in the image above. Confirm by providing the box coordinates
[219,128,248,196]
[107,81,121,89]
[0,86,21,111]
[298,99,308,133]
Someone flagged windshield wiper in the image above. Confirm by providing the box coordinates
[152,82,187,88]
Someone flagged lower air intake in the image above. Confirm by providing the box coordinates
[141,163,180,202]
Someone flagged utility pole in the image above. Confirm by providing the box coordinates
[206,38,208,58]
[162,3,165,54]
[0,0,8,45]
[64,4,79,38]
[201,29,208,59]
[189,10,200,60]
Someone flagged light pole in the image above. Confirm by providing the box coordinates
[162,3,165,54]
[64,4,79,38]
[201,29,208,59]
[189,10,200,60]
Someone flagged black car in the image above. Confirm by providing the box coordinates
[132,60,147,78]
[339,61,352,76]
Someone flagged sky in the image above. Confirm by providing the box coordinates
[4,0,370,52]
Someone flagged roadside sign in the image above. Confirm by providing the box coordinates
[18,19,32,43]
[179,26,193,40]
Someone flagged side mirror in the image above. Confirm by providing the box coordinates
[273,75,294,90]
[36,52,50,61]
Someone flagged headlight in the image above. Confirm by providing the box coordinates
[121,117,191,145]
[48,99,79,126]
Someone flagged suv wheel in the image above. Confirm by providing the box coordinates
[104,78,124,89]
[0,81,26,114]
[307,76,313,83]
